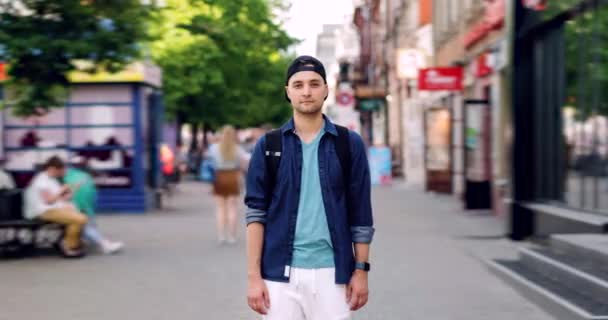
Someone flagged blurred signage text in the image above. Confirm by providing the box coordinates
[418,67,463,91]
[397,49,427,79]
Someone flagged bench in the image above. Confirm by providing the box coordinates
[0,220,65,257]
[0,189,65,257]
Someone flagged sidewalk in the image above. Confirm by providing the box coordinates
[0,180,554,320]
[361,181,546,319]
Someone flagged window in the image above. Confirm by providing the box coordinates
[557,4,608,214]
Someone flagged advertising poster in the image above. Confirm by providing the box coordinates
[369,146,392,186]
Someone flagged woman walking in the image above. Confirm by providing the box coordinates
[207,125,249,244]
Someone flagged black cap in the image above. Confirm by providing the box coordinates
[285,55,327,102]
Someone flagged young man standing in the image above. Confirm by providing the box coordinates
[245,56,374,319]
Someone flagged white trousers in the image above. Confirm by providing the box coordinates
[263,268,352,320]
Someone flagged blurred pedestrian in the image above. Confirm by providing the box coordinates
[207,125,249,244]
[160,143,177,194]
[160,143,176,180]
[0,157,15,190]
[176,143,189,178]
[245,56,374,319]
[24,156,88,258]
[64,157,124,254]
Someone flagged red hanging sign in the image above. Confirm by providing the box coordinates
[418,67,463,91]
[475,53,493,77]
[0,63,7,81]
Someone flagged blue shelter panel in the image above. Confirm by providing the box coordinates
[1,81,162,213]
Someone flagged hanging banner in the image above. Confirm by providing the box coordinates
[0,63,7,81]
[418,67,463,91]
[475,53,493,77]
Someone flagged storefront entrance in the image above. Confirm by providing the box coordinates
[425,107,452,193]
[512,0,608,238]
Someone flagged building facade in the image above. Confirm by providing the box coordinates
[353,0,388,147]
[511,0,608,239]
[383,0,434,185]
[317,22,362,135]
[431,0,509,214]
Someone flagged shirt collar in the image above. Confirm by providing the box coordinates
[280,114,338,136]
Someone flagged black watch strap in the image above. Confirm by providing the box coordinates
[354,262,370,272]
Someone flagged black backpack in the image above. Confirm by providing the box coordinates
[264,125,351,203]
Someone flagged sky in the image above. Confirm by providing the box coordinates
[283,0,354,56]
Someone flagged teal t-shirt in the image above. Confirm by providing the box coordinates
[291,125,334,269]
[64,168,97,216]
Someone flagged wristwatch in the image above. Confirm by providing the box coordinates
[354,262,370,272]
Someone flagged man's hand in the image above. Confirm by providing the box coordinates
[346,270,369,311]
[60,186,73,201]
[247,275,270,315]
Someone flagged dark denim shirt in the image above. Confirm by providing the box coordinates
[245,116,375,284]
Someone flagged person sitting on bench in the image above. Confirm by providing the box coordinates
[64,157,124,254]
[24,156,88,258]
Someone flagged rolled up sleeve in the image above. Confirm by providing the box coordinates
[244,136,269,225]
[347,132,375,243]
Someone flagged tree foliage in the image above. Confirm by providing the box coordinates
[0,0,153,116]
[149,0,297,129]
[564,4,608,118]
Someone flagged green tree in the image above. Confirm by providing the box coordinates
[0,0,153,116]
[564,4,608,118]
[149,0,296,132]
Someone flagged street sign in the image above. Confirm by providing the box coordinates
[418,67,463,91]
[397,49,426,79]
[336,91,354,107]
[475,53,493,77]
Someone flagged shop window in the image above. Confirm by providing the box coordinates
[69,127,133,148]
[4,128,67,148]
[70,105,132,125]
[4,108,66,126]
[559,3,608,213]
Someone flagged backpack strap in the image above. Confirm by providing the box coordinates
[334,125,352,199]
[334,125,353,223]
[264,129,282,205]
[264,125,351,212]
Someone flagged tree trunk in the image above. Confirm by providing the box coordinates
[202,122,209,150]
[175,111,186,147]
[189,123,199,153]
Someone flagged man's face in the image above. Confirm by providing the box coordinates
[49,167,66,178]
[285,71,328,115]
